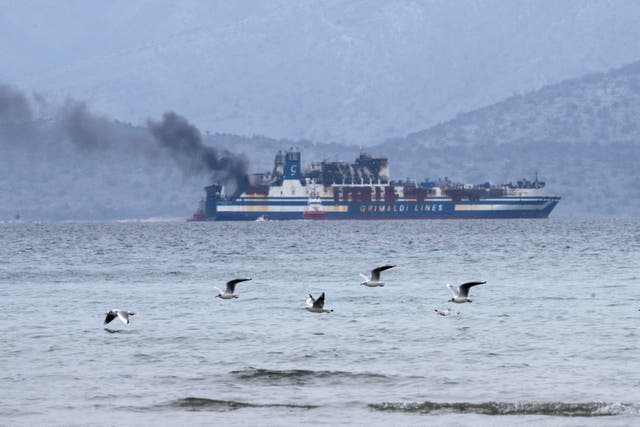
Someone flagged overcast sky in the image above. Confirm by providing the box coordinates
[2,0,640,145]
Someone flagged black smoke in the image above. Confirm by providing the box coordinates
[0,83,33,123]
[1,81,248,196]
[0,82,36,144]
[59,99,126,151]
[147,112,248,197]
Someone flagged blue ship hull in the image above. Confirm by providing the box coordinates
[213,197,561,221]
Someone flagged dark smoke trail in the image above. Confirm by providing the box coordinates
[1,81,256,220]
[59,99,123,151]
[1,80,249,188]
[0,83,33,123]
[0,82,37,145]
[147,111,249,197]
[1,80,250,212]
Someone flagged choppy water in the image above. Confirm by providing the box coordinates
[1,219,639,426]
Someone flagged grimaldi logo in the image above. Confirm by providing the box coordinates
[359,203,444,213]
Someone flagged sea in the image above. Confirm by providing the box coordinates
[1,219,639,426]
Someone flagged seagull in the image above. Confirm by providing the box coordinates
[447,281,486,303]
[434,308,459,316]
[104,309,135,325]
[215,278,252,299]
[306,292,333,313]
[359,265,395,287]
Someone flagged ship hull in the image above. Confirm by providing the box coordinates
[213,196,560,221]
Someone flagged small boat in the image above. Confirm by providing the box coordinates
[255,215,267,222]
[303,187,326,220]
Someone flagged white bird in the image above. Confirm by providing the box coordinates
[359,265,395,287]
[104,309,135,325]
[447,281,486,303]
[434,308,459,316]
[215,278,252,299]
[306,292,333,313]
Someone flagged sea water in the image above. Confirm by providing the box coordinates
[1,219,639,425]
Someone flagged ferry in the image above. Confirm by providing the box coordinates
[190,150,560,221]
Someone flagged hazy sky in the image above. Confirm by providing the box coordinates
[2,0,640,144]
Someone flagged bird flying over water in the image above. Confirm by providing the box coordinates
[447,281,485,303]
[434,308,459,316]
[215,278,252,299]
[359,265,395,287]
[306,292,333,313]
[104,309,135,325]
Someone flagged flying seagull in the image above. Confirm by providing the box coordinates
[215,278,252,299]
[104,309,135,325]
[306,292,333,313]
[447,281,486,303]
[434,308,459,316]
[359,265,395,287]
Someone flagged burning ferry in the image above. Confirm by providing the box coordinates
[191,150,560,221]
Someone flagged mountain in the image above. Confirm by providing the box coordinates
[400,61,640,148]
[3,1,640,145]
[375,61,640,217]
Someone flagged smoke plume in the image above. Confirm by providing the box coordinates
[147,111,248,196]
[0,83,37,145]
[0,83,33,123]
[59,99,126,151]
[1,81,249,193]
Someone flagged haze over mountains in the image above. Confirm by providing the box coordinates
[377,60,640,218]
[1,1,640,219]
[3,1,640,145]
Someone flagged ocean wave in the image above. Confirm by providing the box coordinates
[369,401,638,416]
[230,368,388,383]
[143,397,317,412]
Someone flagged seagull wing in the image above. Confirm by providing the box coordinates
[371,265,395,281]
[446,283,458,297]
[117,310,130,324]
[225,278,251,293]
[307,294,316,307]
[314,292,326,309]
[359,273,370,282]
[458,281,486,297]
[104,311,116,325]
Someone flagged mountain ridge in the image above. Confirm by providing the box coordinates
[374,60,640,217]
[4,1,640,145]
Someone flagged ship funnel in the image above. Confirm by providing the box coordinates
[284,150,301,179]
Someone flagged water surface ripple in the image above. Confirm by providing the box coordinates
[1,219,639,425]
